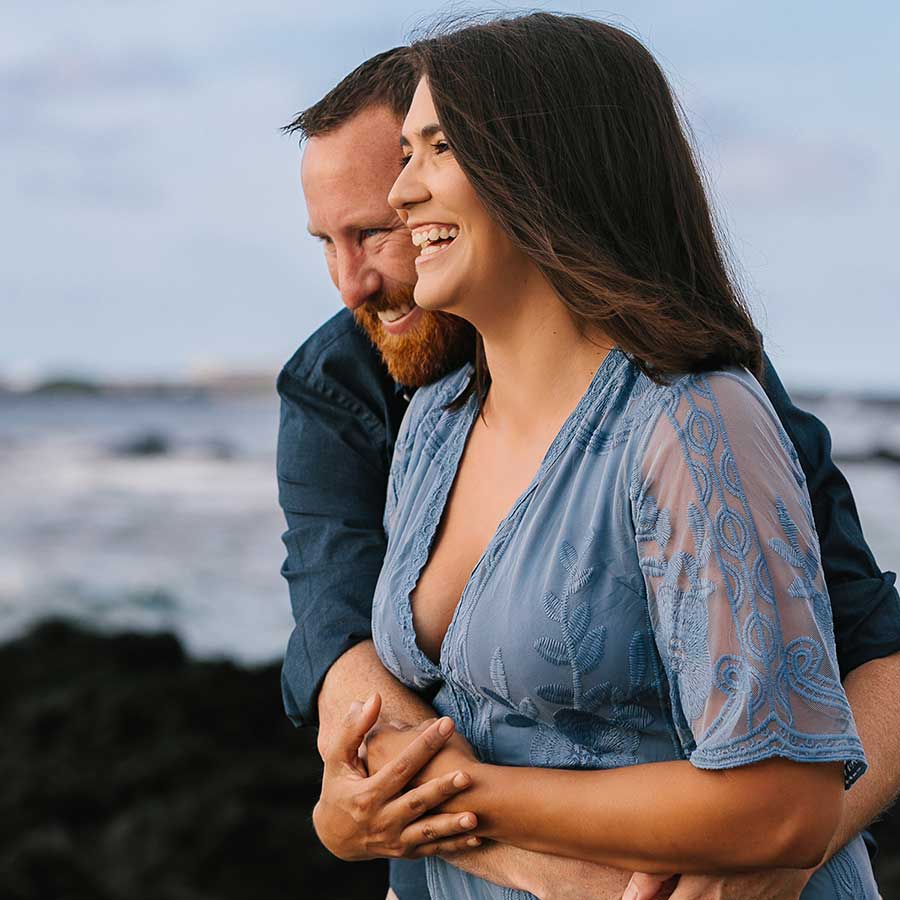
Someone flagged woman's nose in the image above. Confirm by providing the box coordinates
[388,158,430,212]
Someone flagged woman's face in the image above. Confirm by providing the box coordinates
[388,77,532,322]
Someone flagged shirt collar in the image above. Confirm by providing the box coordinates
[394,381,415,402]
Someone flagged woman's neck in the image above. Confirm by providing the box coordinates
[474,279,613,436]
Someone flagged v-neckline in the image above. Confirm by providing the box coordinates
[401,347,625,676]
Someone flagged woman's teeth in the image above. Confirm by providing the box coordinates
[411,226,459,248]
[377,302,414,323]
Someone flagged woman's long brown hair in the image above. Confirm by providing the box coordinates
[409,13,763,411]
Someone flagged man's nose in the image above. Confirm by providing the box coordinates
[336,254,381,310]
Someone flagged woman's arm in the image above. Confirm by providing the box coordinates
[427,754,844,875]
[367,721,843,875]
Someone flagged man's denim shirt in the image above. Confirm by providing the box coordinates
[276,308,900,892]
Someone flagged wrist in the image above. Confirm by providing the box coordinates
[468,762,504,837]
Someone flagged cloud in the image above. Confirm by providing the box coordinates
[713,133,877,211]
[2,46,193,103]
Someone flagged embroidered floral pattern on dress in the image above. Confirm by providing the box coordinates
[479,534,660,769]
[825,843,868,898]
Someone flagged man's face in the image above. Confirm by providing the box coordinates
[301,104,471,387]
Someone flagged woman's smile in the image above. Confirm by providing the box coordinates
[412,223,461,268]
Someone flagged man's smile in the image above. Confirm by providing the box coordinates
[377,303,423,335]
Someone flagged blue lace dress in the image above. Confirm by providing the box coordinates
[371,349,877,900]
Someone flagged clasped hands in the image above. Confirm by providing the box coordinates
[314,693,814,900]
[312,693,482,861]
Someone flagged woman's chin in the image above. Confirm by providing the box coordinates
[412,284,453,313]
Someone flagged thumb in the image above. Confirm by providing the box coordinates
[328,692,382,767]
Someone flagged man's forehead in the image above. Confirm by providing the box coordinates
[303,168,399,236]
[302,106,402,171]
[301,108,404,235]
[302,129,401,194]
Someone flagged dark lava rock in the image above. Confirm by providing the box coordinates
[834,446,900,467]
[0,620,386,900]
[111,432,171,457]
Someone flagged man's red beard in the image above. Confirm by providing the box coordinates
[352,282,475,388]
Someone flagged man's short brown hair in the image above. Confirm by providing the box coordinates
[282,46,417,143]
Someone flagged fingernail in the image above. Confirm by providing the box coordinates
[459,814,475,828]
[349,700,363,715]
[467,836,481,847]
[438,717,454,736]
[623,886,638,900]
[362,693,377,713]
[453,771,471,788]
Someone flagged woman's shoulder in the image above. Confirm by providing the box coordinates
[635,364,804,493]
[628,365,781,437]
[656,366,784,438]
[594,362,777,453]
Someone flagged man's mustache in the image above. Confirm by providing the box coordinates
[361,282,417,315]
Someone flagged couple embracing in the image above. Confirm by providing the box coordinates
[278,13,900,900]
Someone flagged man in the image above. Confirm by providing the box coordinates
[277,47,900,900]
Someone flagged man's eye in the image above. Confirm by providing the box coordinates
[360,228,385,240]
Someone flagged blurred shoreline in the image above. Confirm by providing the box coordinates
[0,371,277,399]
[4,370,900,404]
[2,373,897,668]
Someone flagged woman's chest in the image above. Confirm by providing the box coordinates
[375,442,651,695]
[410,421,554,664]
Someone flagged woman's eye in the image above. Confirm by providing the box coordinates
[399,154,412,167]
[434,140,450,154]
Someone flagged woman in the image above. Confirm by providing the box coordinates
[368,13,876,899]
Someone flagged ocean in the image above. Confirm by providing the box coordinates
[1,387,897,664]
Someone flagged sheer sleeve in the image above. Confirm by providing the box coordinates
[633,370,867,787]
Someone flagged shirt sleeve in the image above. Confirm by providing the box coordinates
[761,353,900,676]
[276,361,394,728]
[634,370,867,787]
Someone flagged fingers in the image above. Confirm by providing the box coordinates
[624,873,679,900]
[387,769,473,826]
[410,833,482,858]
[370,716,456,797]
[398,811,479,855]
[327,693,383,767]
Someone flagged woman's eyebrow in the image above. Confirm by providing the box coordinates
[399,122,443,147]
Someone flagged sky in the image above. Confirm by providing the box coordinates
[2,1,899,392]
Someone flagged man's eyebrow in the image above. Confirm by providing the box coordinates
[399,122,443,147]
[307,219,400,239]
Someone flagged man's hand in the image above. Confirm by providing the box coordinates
[623,867,813,900]
[312,694,482,861]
